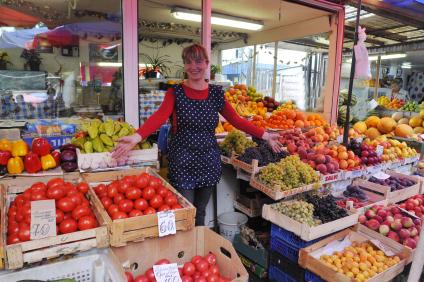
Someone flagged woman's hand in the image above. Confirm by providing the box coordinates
[262,132,283,153]
[111,133,142,159]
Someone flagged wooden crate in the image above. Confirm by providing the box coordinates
[344,186,388,214]
[249,175,317,200]
[231,157,263,175]
[298,227,410,282]
[262,201,358,241]
[0,177,109,270]
[83,167,196,247]
[112,227,248,282]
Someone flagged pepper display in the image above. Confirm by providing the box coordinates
[51,150,61,166]
[0,150,11,165]
[24,152,42,173]
[41,154,56,170]
[11,140,28,157]
[32,137,52,156]
[7,156,24,174]
[0,139,12,152]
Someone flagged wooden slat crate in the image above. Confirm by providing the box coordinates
[231,157,263,175]
[83,167,196,247]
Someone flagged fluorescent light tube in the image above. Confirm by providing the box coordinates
[345,53,407,63]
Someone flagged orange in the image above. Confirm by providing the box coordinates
[287,111,297,120]
[339,159,348,169]
[347,150,355,159]
[295,120,305,128]
[338,151,348,160]
[296,112,306,121]
[337,145,347,152]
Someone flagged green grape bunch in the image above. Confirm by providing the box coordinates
[272,200,321,226]
[219,130,257,156]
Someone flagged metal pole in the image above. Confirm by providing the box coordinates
[201,0,212,80]
[343,0,362,146]
[272,41,278,99]
[252,45,257,87]
[374,55,381,100]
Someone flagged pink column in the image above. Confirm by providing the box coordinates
[202,0,212,80]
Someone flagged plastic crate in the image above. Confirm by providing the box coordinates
[0,249,125,282]
[305,270,325,282]
[271,224,321,249]
[269,265,299,282]
[270,236,299,263]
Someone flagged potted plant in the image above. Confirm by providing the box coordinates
[21,49,42,71]
[140,53,172,79]
[0,51,12,70]
[210,64,222,80]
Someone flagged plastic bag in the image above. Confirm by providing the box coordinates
[354,26,371,80]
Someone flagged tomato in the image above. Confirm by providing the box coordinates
[63,212,72,220]
[183,262,196,276]
[172,204,183,210]
[81,198,91,207]
[14,195,27,207]
[165,195,178,207]
[69,193,83,206]
[126,187,142,200]
[31,191,47,201]
[165,190,174,198]
[18,223,30,241]
[209,265,219,276]
[7,233,20,244]
[72,205,91,220]
[23,189,32,201]
[118,199,134,213]
[47,178,64,189]
[135,173,150,189]
[8,221,19,235]
[23,214,31,225]
[179,268,184,277]
[134,275,149,282]
[31,182,47,193]
[57,197,77,212]
[192,255,202,264]
[155,258,171,265]
[142,187,156,200]
[76,182,89,194]
[129,209,143,217]
[100,197,113,209]
[156,186,168,198]
[107,184,119,198]
[125,271,134,282]
[181,276,193,282]
[107,204,119,216]
[194,278,206,282]
[195,259,209,272]
[46,186,65,200]
[63,182,74,191]
[204,252,217,266]
[111,211,128,220]
[206,275,220,282]
[144,207,156,215]
[158,205,170,212]
[134,198,148,211]
[144,268,156,281]
[149,195,163,209]
[66,188,79,196]
[59,218,78,234]
[114,193,126,205]
[56,209,65,224]
[149,177,162,188]
[122,175,136,185]
[117,181,131,194]
[78,215,97,230]
[94,184,107,194]
[193,272,201,279]
[201,270,212,279]
[15,211,24,223]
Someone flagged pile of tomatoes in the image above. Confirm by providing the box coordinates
[125,252,231,282]
[7,178,98,245]
[93,172,182,220]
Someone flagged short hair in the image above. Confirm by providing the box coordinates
[182,44,209,64]
[391,78,403,86]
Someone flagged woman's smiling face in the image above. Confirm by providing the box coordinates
[184,58,208,81]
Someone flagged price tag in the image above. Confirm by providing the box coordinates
[346,200,354,210]
[30,200,56,240]
[354,137,364,143]
[153,263,182,282]
[158,211,176,237]
[368,99,378,110]
[374,171,390,180]
[370,239,395,257]
[376,145,384,157]
[337,135,343,144]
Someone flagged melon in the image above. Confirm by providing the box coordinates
[395,124,414,138]
[391,112,403,122]
[365,128,381,140]
[365,116,380,128]
[377,117,397,134]
[353,121,367,134]
[409,116,422,128]
[398,118,409,125]
[414,127,424,134]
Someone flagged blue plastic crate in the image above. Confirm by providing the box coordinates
[270,237,299,263]
[271,224,321,249]
[305,270,325,282]
[269,265,298,282]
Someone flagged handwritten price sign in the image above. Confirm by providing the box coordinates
[153,263,182,282]
[158,211,176,237]
[30,200,56,240]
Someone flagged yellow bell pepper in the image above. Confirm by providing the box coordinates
[41,154,56,171]
[12,140,28,157]
[0,139,12,152]
[7,156,24,174]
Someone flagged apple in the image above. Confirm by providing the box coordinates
[403,238,417,249]
[399,228,411,239]
[375,215,384,223]
[391,221,402,231]
[413,218,422,226]
[394,214,403,220]
[409,227,418,237]
[366,219,380,231]
[406,202,415,211]
[391,206,401,215]
[359,215,367,224]
[386,215,395,223]
[365,209,376,219]
[401,217,414,228]
[379,224,390,236]
[377,209,387,219]
[388,231,400,242]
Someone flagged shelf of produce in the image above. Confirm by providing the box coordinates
[249,176,317,200]
[111,226,249,282]
[0,177,109,270]
[262,201,358,241]
[389,137,424,154]
[343,167,364,180]
[83,168,196,247]
[298,227,410,282]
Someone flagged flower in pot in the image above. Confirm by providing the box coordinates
[0,52,13,70]
[21,49,42,71]
[140,53,172,79]
[210,64,221,80]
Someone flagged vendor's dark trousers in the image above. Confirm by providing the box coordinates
[177,186,214,226]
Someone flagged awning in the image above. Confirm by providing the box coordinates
[0,6,41,27]
[0,27,48,49]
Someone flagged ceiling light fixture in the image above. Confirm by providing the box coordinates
[345,53,407,63]
[171,7,263,31]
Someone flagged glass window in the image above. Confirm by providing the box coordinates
[255,44,275,97]
[221,46,254,86]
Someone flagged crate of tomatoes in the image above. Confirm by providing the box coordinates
[0,175,109,269]
[83,168,196,247]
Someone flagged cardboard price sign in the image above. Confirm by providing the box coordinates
[374,171,390,180]
[158,211,176,237]
[153,263,182,282]
[30,200,57,240]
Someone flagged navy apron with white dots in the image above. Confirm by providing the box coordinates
[168,84,225,190]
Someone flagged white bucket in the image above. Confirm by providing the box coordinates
[218,211,248,242]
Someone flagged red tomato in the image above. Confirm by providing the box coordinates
[194,278,206,282]
[76,182,89,194]
[72,205,91,220]
[47,178,65,189]
[209,265,220,276]
[56,209,64,224]
[158,205,170,212]
[206,275,220,282]
[134,198,148,211]
[201,270,212,279]
[7,234,20,244]
[63,182,74,191]
[195,259,209,272]
[31,182,47,193]
[144,207,156,215]
[125,271,134,282]
[126,187,142,200]
[118,199,134,213]
[66,188,79,196]
[8,221,19,235]
[15,211,24,223]
[149,177,162,188]
[155,258,171,265]
[14,195,27,207]
[111,211,128,220]
[23,189,32,201]
[183,262,196,276]
[165,190,174,198]
[107,184,119,198]
[193,272,201,279]
[57,197,77,212]
[144,268,156,281]
[149,195,163,209]
[94,184,107,194]
[46,186,65,200]
[143,187,156,200]
[135,173,150,189]
[182,276,194,282]
[129,209,143,217]
[192,255,202,264]
[78,215,97,230]
[117,181,131,194]
[63,212,72,220]
[107,204,119,216]
[122,175,136,185]
[100,197,113,209]
[204,252,217,266]
[114,193,126,205]
[179,268,184,277]
[69,193,83,206]
[134,275,149,282]
[80,198,91,207]
[59,218,78,234]
[31,191,47,201]
[18,223,30,241]
[23,214,31,225]
[156,186,168,198]
[172,204,183,210]
[165,195,178,207]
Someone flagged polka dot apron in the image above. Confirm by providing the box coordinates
[168,84,225,190]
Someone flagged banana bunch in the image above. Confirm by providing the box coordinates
[377,96,390,107]
[215,121,225,134]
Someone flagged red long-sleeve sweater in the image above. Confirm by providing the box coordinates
[137,85,264,139]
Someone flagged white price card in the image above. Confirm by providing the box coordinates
[376,145,384,157]
[368,99,378,110]
[374,171,390,180]
[30,200,56,240]
[158,211,176,237]
[354,137,363,143]
[337,135,343,144]
[370,239,395,256]
[153,263,182,282]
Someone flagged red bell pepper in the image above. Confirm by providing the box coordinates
[51,150,61,166]
[24,152,42,173]
[0,150,12,166]
[32,138,52,157]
